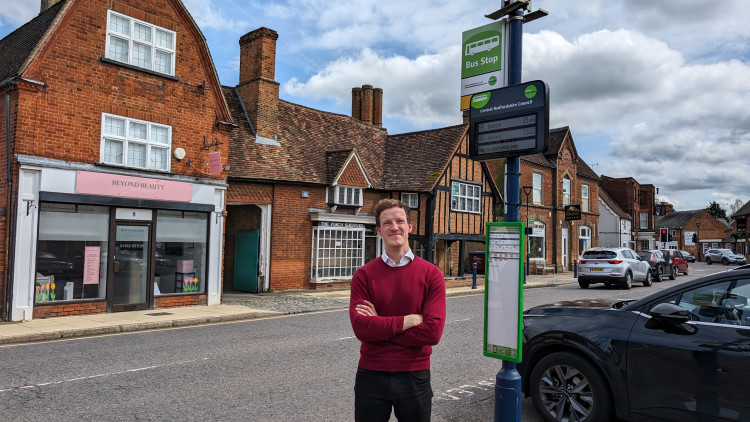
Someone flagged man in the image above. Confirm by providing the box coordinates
[349,198,446,422]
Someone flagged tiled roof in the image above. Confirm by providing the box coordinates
[326,150,353,185]
[576,158,599,180]
[732,199,750,218]
[655,209,702,229]
[547,126,570,155]
[598,189,630,219]
[0,0,67,82]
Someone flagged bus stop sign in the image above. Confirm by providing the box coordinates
[469,80,549,160]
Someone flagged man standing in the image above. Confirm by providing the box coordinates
[349,199,446,422]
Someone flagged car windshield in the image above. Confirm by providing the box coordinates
[636,252,651,259]
[582,250,617,259]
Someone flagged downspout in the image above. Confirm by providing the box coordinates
[552,166,558,272]
[3,82,14,321]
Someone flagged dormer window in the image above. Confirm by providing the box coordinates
[332,185,363,206]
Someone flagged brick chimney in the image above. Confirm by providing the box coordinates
[40,0,63,13]
[237,27,279,141]
[351,84,383,127]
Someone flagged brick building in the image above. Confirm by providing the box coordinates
[0,0,231,321]
[489,127,600,273]
[599,176,658,251]
[656,209,733,261]
[222,28,501,292]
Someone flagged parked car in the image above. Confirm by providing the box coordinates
[679,249,696,263]
[577,247,652,289]
[658,249,689,276]
[705,248,748,265]
[635,250,668,282]
[519,267,750,422]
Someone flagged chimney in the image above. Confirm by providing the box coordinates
[237,27,279,141]
[351,87,362,121]
[40,0,63,13]
[351,84,384,127]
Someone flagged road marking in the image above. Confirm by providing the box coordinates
[337,336,356,340]
[447,318,473,324]
[435,379,495,401]
[0,358,211,393]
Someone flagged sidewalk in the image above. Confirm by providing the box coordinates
[0,273,576,345]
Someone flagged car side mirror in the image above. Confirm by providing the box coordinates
[649,303,689,325]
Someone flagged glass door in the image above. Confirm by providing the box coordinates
[111,224,150,311]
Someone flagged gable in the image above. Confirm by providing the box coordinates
[334,153,371,188]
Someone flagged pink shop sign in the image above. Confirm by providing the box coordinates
[76,171,192,202]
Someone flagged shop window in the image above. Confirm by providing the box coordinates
[154,210,208,294]
[312,228,365,280]
[101,113,172,171]
[35,203,109,303]
[451,181,481,214]
[105,10,176,75]
[529,222,546,259]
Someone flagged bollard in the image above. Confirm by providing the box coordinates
[573,259,578,278]
[472,262,478,289]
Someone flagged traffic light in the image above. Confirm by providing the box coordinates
[692,233,698,243]
[660,228,668,243]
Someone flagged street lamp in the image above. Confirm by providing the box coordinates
[696,221,701,262]
[522,185,533,277]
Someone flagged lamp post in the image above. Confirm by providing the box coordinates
[522,186,533,277]
[696,222,701,262]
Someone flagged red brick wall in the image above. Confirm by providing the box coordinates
[155,294,206,308]
[33,301,107,319]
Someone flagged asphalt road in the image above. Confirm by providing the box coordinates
[0,262,728,421]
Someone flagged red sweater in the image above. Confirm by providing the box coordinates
[349,256,446,372]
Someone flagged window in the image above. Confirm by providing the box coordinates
[562,177,571,206]
[579,226,591,256]
[532,173,542,204]
[106,11,176,75]
[35,203,109,303]
[312,227,365,280]
[330,185,362,206]
[154,210,208,295]
[529,222,545,259]
[410,239,424,259]
[401,193,418,209]
[663,278,750,326]
[101,114,171,171]
[581,184,589,212]
[639,213,648,229]
[451,181,481,213]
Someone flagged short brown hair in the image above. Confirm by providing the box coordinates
[374,199,411,227]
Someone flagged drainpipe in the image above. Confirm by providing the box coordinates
[3,81,14,321]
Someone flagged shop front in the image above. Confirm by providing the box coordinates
[10,157,225,321]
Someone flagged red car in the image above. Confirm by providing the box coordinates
[658,249,689,278]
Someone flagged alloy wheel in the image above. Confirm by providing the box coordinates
[536,363,594,421]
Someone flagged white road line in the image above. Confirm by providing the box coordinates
[0,358,211,393]
[337,336,356,340]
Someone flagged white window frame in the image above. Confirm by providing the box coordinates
[579,226,591,256]
[100,113,172,171]
[401,193,418,209]
[331,185,363,206]
[311,227,365,281]
[451,181,482,214]
[581,184,589,212]
[105,10,176,76]
[639,212,648,230]
[562,177,571,206]
[529,222,546,259]
[532,173,542,204]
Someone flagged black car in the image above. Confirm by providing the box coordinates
[519,267,750,422]
[636,250,668,282]
[651,248,679,280]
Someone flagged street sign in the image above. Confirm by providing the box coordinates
[469,80,549,160]
[483,222,524,362]
[460,20,508,110]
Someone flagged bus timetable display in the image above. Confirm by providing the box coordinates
[469,81,549,160]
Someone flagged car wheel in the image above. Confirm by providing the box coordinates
[683,267,689,276]
[578,280,589,289]
[529,352,613,422]
[706,258,712,265]
[656,267,663,282]
[643,270,652,287]
[624,272,632,289]
[722,258,729,265]
[669,266,676,280]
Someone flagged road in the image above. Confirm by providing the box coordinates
[0,263,726,421]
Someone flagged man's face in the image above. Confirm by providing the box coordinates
[376,206,412,250]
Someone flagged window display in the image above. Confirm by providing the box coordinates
[154,210,208,294]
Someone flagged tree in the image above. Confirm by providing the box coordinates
[706,201,728,221]
[730,198,744,216]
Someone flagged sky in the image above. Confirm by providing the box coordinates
[1,0,749,214]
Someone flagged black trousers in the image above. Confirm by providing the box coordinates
[354,368,433,422]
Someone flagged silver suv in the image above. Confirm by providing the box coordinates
[577,247,652,289]
[705,249,748,265]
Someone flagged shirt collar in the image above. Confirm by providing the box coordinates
[382,248,415,267]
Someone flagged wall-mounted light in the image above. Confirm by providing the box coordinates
[301,191,309,198]
[216,209,228,224]
[174,148,186,161]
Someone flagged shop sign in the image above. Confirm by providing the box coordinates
[76,171,192,202]
[314,221,365,229]
[565,204,582,221]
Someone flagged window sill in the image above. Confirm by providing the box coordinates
[34,298,104,306]
[100,57,180,82]
[95,161,173,175]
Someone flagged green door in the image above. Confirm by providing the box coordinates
[234,230,259,292]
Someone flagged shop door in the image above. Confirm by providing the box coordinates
[234,230,259,293]
[111,224,151,311]
[561,227,568,271]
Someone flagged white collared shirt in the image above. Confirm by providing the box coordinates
[381,248,415,267]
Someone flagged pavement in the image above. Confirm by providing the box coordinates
[0,273,577,345]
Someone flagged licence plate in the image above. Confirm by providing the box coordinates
[590,268,604,272]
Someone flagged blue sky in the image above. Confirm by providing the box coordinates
[2,0,749,213]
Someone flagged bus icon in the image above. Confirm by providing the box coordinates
[465,35,500,56]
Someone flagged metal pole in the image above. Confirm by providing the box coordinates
[495,6,524,422]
